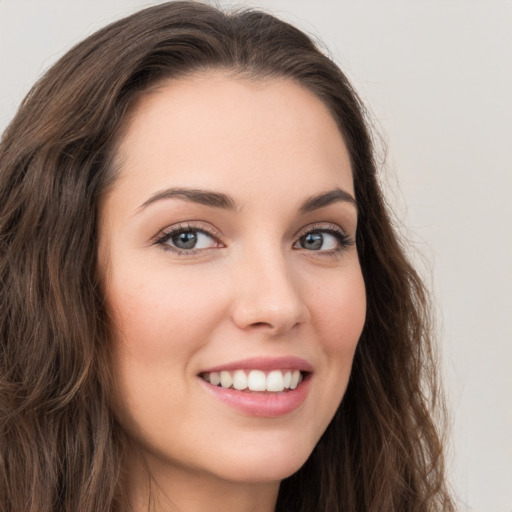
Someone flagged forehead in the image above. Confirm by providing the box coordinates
[109,71,353,211]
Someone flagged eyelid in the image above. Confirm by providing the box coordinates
[294,222,352,240]
[152,221,223,250]
[293,222,355,254]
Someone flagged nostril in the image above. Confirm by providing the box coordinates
[251,321,272,328]
[247,320,302,334]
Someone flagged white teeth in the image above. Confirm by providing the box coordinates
[247,370,267,391]
[283,371,292,389]
[232,369,248,390]
[290,370,301,390]
[220,371,232,389]
[202,368,306,392]
[267,370,285,392]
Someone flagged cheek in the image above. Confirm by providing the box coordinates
[104,264,229,435]
[299,266,365,444]
[310,267,366,354]
[106,261,225,360]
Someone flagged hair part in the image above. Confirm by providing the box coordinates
[0,2,454,511]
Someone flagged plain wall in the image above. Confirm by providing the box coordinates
[1,1,511,511]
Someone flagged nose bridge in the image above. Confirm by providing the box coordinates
[231,242,309,334]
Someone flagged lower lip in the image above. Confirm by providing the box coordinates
[199,375,311,417]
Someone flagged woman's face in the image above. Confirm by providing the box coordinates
[98,72,366,488]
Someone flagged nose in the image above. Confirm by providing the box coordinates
[230,249,310,336]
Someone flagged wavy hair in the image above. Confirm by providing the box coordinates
[0,2,454,511]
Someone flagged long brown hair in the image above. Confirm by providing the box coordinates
[0,2,454,511]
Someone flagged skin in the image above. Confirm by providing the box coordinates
[98,71,366,512]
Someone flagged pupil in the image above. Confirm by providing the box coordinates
[172,231,197,249]
[303,232,323,250]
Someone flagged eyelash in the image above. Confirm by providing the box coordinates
[153,222,354,256]
[293,223,354,257]
[153,223,222,256]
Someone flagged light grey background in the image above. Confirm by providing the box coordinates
[1,1,511,511]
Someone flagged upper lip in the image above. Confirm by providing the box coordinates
[199,356,313,374]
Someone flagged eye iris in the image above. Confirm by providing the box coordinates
[171,231,197,249]
[302,232,323,250]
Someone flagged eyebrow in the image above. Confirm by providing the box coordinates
[299,188,357,214]
[138,187,237,212]
[137,186,356,214]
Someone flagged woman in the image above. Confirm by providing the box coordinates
[0,2,454,511]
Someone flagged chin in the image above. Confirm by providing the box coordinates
[205,438,315,484]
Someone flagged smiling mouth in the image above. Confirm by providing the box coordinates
[200,369,306,393]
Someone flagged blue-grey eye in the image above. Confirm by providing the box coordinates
[171,231,198,249]
[297,231,340,251]
[165,230,216,250]
[301,232,323,250]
